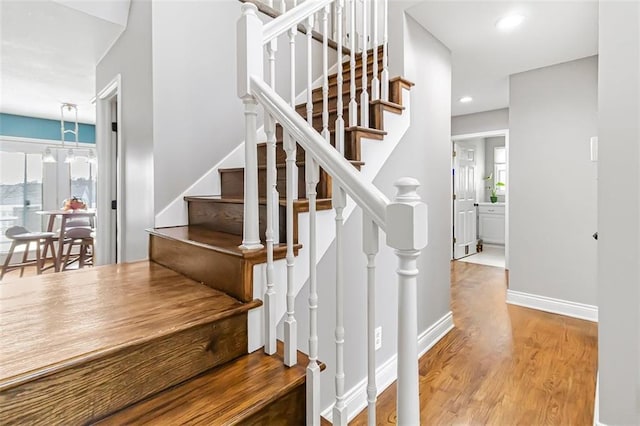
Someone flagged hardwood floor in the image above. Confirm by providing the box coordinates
[351,261,598,425]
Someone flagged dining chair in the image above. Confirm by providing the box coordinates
[1,226,56,280]
[61,226,94,270]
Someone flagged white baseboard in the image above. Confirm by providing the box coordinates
[506,289,598,322]
[593,372,604,426]
[418,311,454,357]
[321,311,454,423]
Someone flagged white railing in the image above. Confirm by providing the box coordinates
[238,1,424,424]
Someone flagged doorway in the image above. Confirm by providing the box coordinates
[96,75,122,265]
[451,129,509,269]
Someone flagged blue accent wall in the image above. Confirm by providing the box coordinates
[0,113,96,144]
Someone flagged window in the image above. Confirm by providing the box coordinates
[69,156,97,209]
[494,146,506,195]
[1,140,98,254]
[0,151,44,252]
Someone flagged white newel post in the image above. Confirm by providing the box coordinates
[363,213,379,426]
[386,178,428,425]
[238,3,264,250]
[333,184,347,425]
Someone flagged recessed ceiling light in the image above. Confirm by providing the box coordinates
[459,96,473,103]
[496,14,525,31]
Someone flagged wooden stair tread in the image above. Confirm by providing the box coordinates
[219,160,364,173]
[149,225,300,259]
[98,342,317,425]
[185,195,332,208]
[389,76,415,87]
[0,261,259,390]
[371,98,405,111]
[269,125,387,141]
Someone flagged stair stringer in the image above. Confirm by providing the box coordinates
[248,89,412,352]
[154,63,341,228]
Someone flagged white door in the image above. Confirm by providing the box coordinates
[453,141,478,259]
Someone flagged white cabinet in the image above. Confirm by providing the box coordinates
[478,203,505,245]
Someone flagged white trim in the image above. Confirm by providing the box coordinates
[593,372,605,426]
[451,128,510,141]
[417,311,454,357]
[506,289,598,322]
[95,74,123,265]
[321,311,454,423]
[154,141,246,228]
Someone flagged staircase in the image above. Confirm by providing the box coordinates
[0,7,417,423]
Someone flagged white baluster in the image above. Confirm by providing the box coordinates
[386,178,428,425]
[360,0,369,127]
[305,15,314,126]
[348,0,357,127]
[381,0,389,101]
[289,24,299,200]
[283,131,297,367]
[371,0,380,101]
[306,154,321,425]
[363,213,379,426]
[333,184,347,425]
[264,40,278,355]
[321,6,330,142]
[335,0,345,155]
[280,0,286,13]
[303,13,320,425]
[284,25,298,367]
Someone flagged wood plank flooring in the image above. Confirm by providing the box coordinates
[351,261,598,425]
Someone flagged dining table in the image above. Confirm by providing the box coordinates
[36,210,96,272]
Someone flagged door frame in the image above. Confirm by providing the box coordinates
[96,74,123,265]
[451,129,510,269]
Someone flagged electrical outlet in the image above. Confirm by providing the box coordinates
[375,326,382,351]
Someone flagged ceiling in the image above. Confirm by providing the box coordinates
[0,1,128,124]
[406,1,599,116]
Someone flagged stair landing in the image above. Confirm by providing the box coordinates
[0,261,260,424]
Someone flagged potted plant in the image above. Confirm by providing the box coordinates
[484,173,505,203]
[490,182,505,203]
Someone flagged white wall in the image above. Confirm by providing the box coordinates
[151,0,336,214]
[451,108,509,136]
[509,56,598,306]
[597,2,640,424]
[293,9,452,415]
[96,0,154,262]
